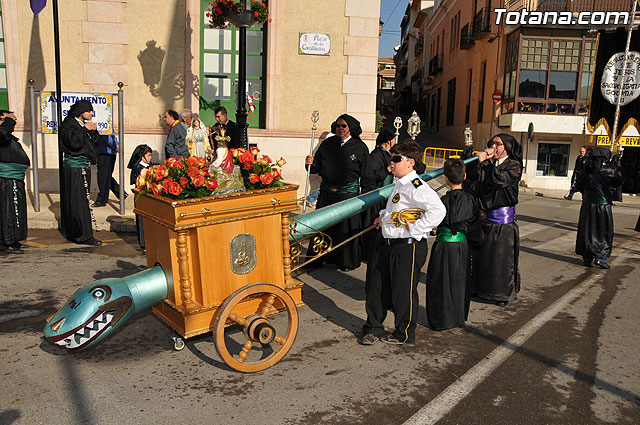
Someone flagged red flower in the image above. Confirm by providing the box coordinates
[276,157,286,167]
[253,12,258,18]
[136,174,146,188]
[168,181,182,196]
[179,176,189,188]
[154,165,169,181]
[272,168,281,178]
[162,178,174,192]
[186,166,200,178]
[269,18,272,22]
[198,157,206,167]
[260,172,274,185]
[239,151,256,170]
[186,156,199,167]
[192,174,205,187]
[206,179,219,191]
[250,146,260,156]
[173,160,184,169]
[261,154,272,164]
[249,173,260,184]
[151,183,163,196]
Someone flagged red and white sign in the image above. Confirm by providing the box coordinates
[492,91,502,103]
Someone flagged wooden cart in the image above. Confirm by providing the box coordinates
[134,184,303,372]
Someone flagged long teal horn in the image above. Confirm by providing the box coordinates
[289,156,478,241]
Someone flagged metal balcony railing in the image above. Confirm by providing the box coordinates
[472,7,491,38]
[460,23,475,49]
[428,53,443,76]
[507,0,631,13]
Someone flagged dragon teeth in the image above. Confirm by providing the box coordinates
[55,311,115,349]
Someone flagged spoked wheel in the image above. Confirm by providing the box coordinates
[213,283,298,372]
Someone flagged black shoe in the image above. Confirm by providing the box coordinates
[583,257,593,267]
[9,242,23,249]
[593,259,611,269]
[80,238,102,246]
[564,195,572,200]
[496,301,508,307]
[91,202,106,207]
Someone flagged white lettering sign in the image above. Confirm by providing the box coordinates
[40,92,114,134]
[600,51,640,106]
[299,32,331,56]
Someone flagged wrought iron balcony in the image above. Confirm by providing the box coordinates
[460,23,475,50]
[428,53,443,76]
[506,0,631,13]
[472,8,491,38]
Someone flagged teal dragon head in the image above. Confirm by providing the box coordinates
[44,266,168,352]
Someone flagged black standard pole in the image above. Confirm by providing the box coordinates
[236,25,249,150]
[53,0,65,224]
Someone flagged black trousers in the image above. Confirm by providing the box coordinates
[96,154,121,204]
[363,233,428,343]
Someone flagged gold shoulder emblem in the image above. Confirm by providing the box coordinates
[412,178,422,188]
[392,193,400,203]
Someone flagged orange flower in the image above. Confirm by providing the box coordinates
[168,181,182,196]
[230,148,240,158]
[186,166,200,178]
[272,168,281,178]
[155,165,169,180]
[192,174,205,187]
[136,174,146,188]
[261,155,272,164]
[165,157,176,167]
[258,157,269,166]
[206,179,218,191]
[162,178,174,192]
[179,176,189,188]
[249,173,260,184]
[239,151,256,170]
[260,172,274,185]
[151,183,163,196]
[250,146,260,156]
[186,156,199,167]
[198,157,206,167]
[276,157,286,167]
[172,160,184,169]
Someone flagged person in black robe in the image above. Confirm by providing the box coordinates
[305,113,373,271]
[128,144,154,249]
[426,158,480,330]
[0,111,30,253]
[463,133,522,307]
[59,100,102,246]
[574,146,623,269]
[212,106,241,149]
[361,128,397,262]
[564,145,588,200]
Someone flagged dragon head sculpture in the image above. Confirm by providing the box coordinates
[44,266,168,351]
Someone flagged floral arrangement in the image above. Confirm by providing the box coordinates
[207,0,270,29]
[230,147,286,190]
[136,156,219,200]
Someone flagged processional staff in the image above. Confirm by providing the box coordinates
[303,110,320,214]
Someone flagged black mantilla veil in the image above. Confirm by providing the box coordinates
[337,113,362,137]
[67,99,94,118]
[128,144,150,169]
[491,133,522,165]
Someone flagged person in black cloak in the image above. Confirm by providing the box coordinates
[0,110,30,253]
[426,158,480,330]
[305,113,374,271]
[463,133,522,307]
[128,144,154,249]
[59,99,102,246]
[574,146,623,269]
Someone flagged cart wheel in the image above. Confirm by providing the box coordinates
[213,283,298,372]
[172,336,185,351]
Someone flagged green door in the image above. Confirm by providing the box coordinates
[199,1,266,128]
[0,5,9,110]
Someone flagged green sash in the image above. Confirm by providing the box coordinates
[582,189,608,205]
[0,162,28,180]
[63,154,90,168]
[435,226,466,243]
[320,179,359,195]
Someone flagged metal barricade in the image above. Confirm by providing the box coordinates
[422,147,464,169]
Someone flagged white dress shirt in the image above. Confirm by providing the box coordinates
[379,170,446,241]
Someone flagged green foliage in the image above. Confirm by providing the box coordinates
[375,110,384,133]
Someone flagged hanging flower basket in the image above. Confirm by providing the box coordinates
[207,0,270,29]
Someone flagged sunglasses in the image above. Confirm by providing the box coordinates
[391,155,411,163]
[336,124,348,128]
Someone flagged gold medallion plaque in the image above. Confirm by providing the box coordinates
[230,233,257,275]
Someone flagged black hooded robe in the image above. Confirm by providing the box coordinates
[426,189,480,330]
[0,117,30,248]
[306,114,372,270]
[575,147,620,262]
[128,144,152,249]
[59,102,100,243]
[464,134,523,303]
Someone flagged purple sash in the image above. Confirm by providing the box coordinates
[484,206,516,224]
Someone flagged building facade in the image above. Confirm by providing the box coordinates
[420,0,637,191]
[0,0,381,193]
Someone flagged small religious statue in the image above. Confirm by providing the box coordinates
[208,127,245,194]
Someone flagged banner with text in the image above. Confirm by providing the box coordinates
[40,92,114,134]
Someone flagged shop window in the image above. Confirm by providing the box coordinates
[536,142,570,177]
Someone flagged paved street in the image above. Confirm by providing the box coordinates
[1,193,639,424]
